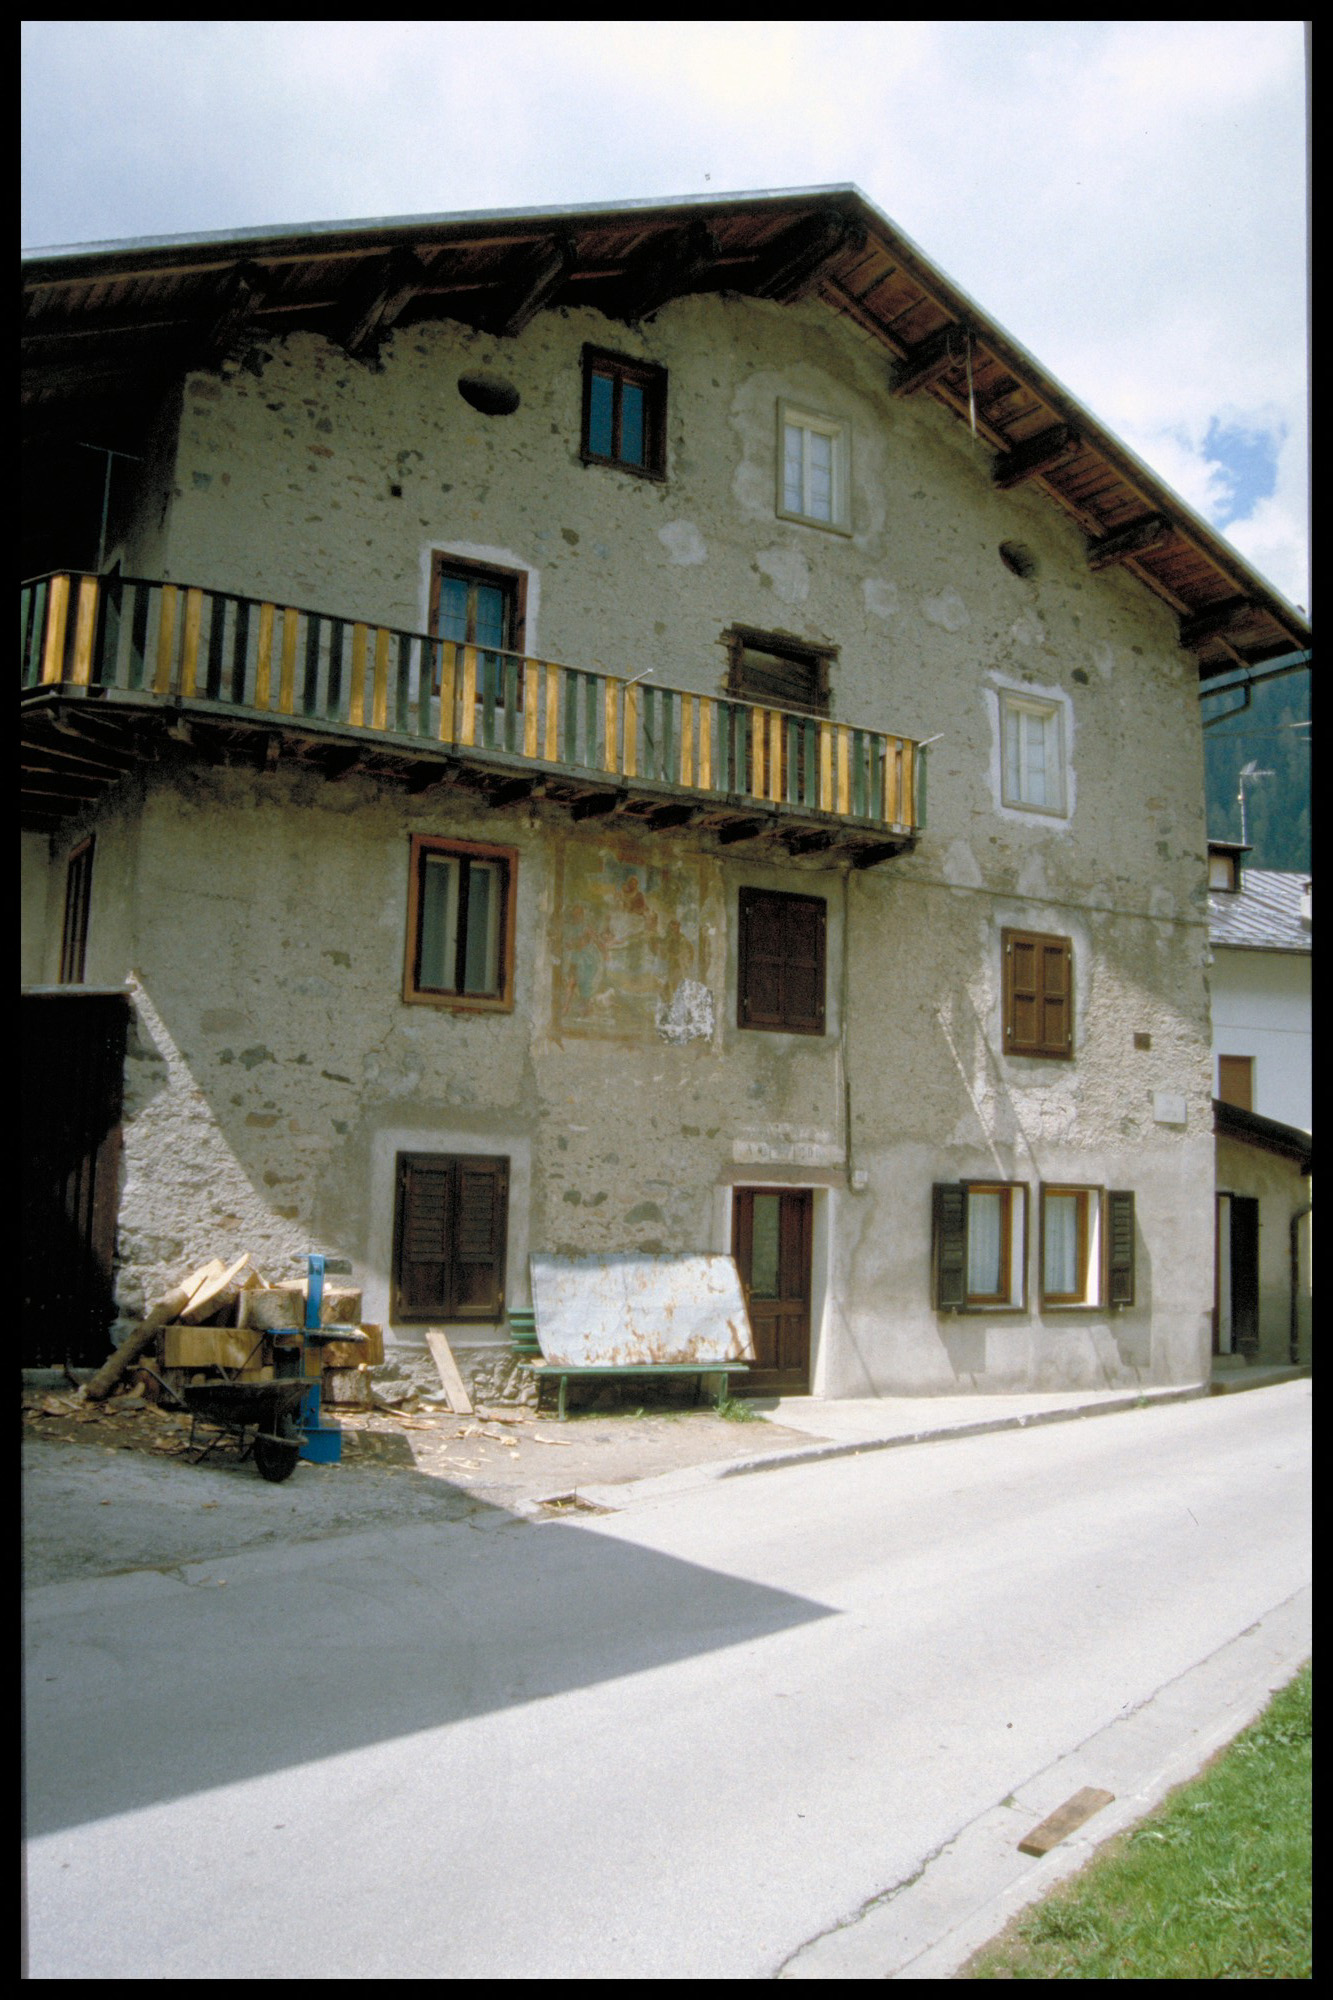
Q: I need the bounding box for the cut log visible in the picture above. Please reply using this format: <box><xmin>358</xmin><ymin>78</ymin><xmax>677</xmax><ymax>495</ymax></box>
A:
<box><xmin>178</xmin><ymin>1253</ymin><xmax>252</xmax><ymax>1323</ymax></box>
<box><xmin>80</xmin><ymin>1259</ymin><xmax>226</xmax><ymax>1401</ymax></box>
<box><xmin>425</xmin><ymin>1330</ymin><xmax>474</xmax><ymax>1415</ymax></box>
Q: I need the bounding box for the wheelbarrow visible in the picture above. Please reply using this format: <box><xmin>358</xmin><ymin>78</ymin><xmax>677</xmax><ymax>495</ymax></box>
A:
<box><xmin>179</xmin><ymin>1377</ymin><xmax>308</xmax><ymax>1482</ymax></box>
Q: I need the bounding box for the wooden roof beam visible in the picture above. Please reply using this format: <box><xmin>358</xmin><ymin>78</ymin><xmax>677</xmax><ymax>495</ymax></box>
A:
<box><xmin>485</xmin><ymin>235</ymin><xmax>574</xmax><ymax>337</ymax></box>
<box><xmin>1086</xmin><ymin>513</ymin><xmax>1173</xmax><ymax>571</ymax></box>
<box><xmin>752</xmin><ymin>212</ymin><xmax>864</xmax><ymax>304</ymax></box>
<box><xmin>616</xmin><ymin>220</ymin><xmax>718</xmax><ymax>324</ymax></box>
<box><xmin>199</xmin><ymin>263</ymin><xmax>267</xmax><ymax>367</ymax></box>
<box><xmin>992</xmin><ymin>423</ymin><xmax>1082</xmax><ymax>490</ymax></box>
<box><xmin>339</xmin><ymin>247</ymin><xmax>428</xmax><ymax>359</ymax></box>
<box><xmin>1177</xmin><ymin>595</ymin><xmax>1255</xmax><ymax>650</ymax></box>
<box><xmin>891</xmin><ymin>324</ymin><xmax>970</xmax><ymax>398</ymax></box>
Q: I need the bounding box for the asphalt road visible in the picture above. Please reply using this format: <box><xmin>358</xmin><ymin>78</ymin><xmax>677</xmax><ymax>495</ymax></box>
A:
<box><xmin>22</xmin><ymin>1384</ymin><xmax>1311</xmax><ymax>1980</ymax></box>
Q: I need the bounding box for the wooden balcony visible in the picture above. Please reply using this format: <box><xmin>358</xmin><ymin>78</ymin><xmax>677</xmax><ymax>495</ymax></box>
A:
<box><xmin>21</xmin><ymin>574</ymin><xmax>920</xmax><ymax>863</ymax></box>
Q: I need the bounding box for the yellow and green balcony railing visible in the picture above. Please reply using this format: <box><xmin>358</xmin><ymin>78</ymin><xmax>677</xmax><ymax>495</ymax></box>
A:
<box><xmin>22</xmin><ymin>572</ymin><xmax>920</xmax><ymax>834</ymax></box>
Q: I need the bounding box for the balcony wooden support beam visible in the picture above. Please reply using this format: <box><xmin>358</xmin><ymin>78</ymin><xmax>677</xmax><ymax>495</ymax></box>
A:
<box><xmin>782</xmin><ymin>828</ymin><xmax>839</xmax><ymax>856</ymax></box>
<box><xmin>482</xmin><ymin>774</ymin><xmax>540</xmax><ymax>806</ymax></box>
<box><xmin>200</xmin><ymin>263</ymin><xmax>267</xmax><ymax>367</ymax></box>
<box><xmin>993</xmin><ymin>424</ymin><xmax>1081</xmax><ymax>490</ymax></box>
<box><xmin>1177</xmin><ymin>595</ymin><xmax>1255</xmax><ymax>650</ymax></box>
<box><xmin>1086</xmin><ymin>512</ymin><xmax>1173</xmax><ymax>572</ymax></box>
<box><xmin>616</xmin><ymin>221</ymin><xmax>718</xmax><ymax>324</ymax></box>
<box><xmin>716</xmin><ymin>818</ymin><xmax>772</xmax><ymax>845</ymax></box>
<box><xmin>851</xmin><ymin>841</ymin><xmax>906</xmax><ymax>870</ymax></box>
<box><xmin>569</xmin><ymin>789</ymin><xmax>623</xmax><ymax>820</ymax></box>
<box><xmin>892</xmin><ymin>324</ymin><xmax>970</xmax><ymax>398</ymax></box>
<box><xmin>338</xmin><ymin>248</ymin><xmax>428</xmax><ymax>360</ymax></box>
<box><xmin>485</xmin><ymin>235</ymin><xmax>574</xmax><ymax>337</ymax></box>
<box><xmin>752</xmin><ymin>212</ymin><xmax>864</xmax><ymax>304</ymax></box>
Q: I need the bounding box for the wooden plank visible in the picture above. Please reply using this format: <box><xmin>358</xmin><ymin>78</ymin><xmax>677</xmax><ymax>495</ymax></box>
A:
<box><xmin>80</xmin><ymin>1257</ymin><xmax>227</xmax><ymax>1401</ymax></box>
<box><xmin>819</xmin><ymin>722</ymin><xmax>833</xmax><ymax>811</ymax></box>
<box><xmin>545</xmin><ymin>662</ymin><xmax>560</xmax><ymax>761</ymax></box>
<box><xmin>40</xmin><ymin>574</ymin><xmax>70</xmax><ymax>684</ymax></box>
<box><xmin>622</xmin><ymin>681</ymin><xmax>638</xmax><ymax>776</ymax></box>
<box><xmin>698</xmin><ymin>696</ymin><xmax>713</xmax><ymax>790</ymax></box>
<box><xmin>372</xmin><ymin>627</ymin><xmax>390</xmax><ymax>730</ymax></box>
<box><xmin>1018</xmin><ymin>1787</ymin><xmax>1115</xmax><ymax>1857</ymax></box>
<box><xmin>437</xmin><ymin>638</ymin><xmax>457</xmax><ymax>744</ymax></box>
<box><xmin>837</xmin><ymin>726</ymin><xmax>851</xmax><ymax>815</ymax></box>
<box><xmin>349</xmin><ymin>622</ymin><xmax>368</xmax><ymax>726</ymax></box>
<box><xmin>161</xmin><ymin>1324</ymin><xmax>265</xmax><ymax>1370</ymax></box>
<box><xmin>768</xmin><ymin>711</ymin><xmax>783</xmax><ymax>802</ymax></box>
<box><xmin>253</xmin><ymin>601</ymin><xmax>275</xmax><ymax>709</ymax></box>
<box><xmin>71</xmin><ymin>577</ymin><xmax>100</xmax><ymax>685</ymax></box>
<box><xmin>179</xmin><ymin>1252</ymin><xmax>252</xmax><ymax>1322</ymax></box>
<box><xmin>425</xmin><ymin>1329</ymin><xmax>474</xmax><ymax>1415</ymax></box>
<box><xmin>680</xmin><ymin>693</ymin><xmax>695</xmax><ymax>788</ymax></box>
<box><xmin>603</xmin><ymin>678</ymin><xmax>619</xmax><ymax>773</ymax></box>
<box><xmin>523</xmin><ymin>660</ymin><xmax>539</xmax><ymax>758</ymax></box>
<box><xmin>278</xmin><ymin>608</ymin><xmax>299</xmax><ymax>714</ymax></box>
<box><xmin>179</xmin><ymin>587</ymin><xmax>204</xmax><ymax>697</ymax></box>
<box><xmin>458</xmin><ymin>645</ymin><xmax>478</xmax><ymax>745</ymax></box>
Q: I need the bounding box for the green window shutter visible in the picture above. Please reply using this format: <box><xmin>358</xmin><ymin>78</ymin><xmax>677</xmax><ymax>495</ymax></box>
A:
<box><xmin>934</xmin><ymin>1183</ymin><xmax>968</xmax><ymax>1311</ymax></box>
<box><xmin>1105</xmin><ymin>1189</ymin><xmax>1135</xmax><ymax>1306</ymax></box>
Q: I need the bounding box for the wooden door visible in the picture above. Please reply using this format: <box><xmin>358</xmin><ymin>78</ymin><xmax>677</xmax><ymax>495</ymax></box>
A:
<box><xmin>22</xmin><ymin>990</ymin><xmax>128</xmax><ymax>1367</ymax></box>
<box><xmin>733</xmin><ymin>1187</ymin><xmax>813</xmax><ymax>1395</ymax></box>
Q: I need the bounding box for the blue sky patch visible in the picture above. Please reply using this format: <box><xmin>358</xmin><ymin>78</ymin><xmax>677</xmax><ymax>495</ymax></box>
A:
<box><xmin>1204</xmin><ymin>417</ymin><xmax>1282</xmax><ymax>526</ymax></box>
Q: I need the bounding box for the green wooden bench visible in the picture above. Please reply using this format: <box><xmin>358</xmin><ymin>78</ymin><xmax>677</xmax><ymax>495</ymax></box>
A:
<box><xmin>522</xmin><ymin>1359</ymin><xmax>751</xmax><ymax>1421</ymax></box>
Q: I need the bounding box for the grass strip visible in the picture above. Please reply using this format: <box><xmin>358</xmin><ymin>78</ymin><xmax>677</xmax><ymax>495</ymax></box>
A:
<box><xmin>966</xmin><ymin>1661</ymin><xmax>1311</xmax><ymax>1980</ymax></box>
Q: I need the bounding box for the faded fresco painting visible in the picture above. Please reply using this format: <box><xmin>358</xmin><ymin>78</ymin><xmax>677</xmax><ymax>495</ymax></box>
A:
<box><xmin>552</xmin><ymin>842</ymin><xmax>714</xmax><ymax>1040</ymax></box>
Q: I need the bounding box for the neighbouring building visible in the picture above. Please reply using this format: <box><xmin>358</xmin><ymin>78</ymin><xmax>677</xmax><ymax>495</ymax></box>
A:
<box><xmin>21</xmin><ymin>188</ymin><xmax>1313</xmax><ymax>1395</ymax></box>
<box><xmin>1206</xmin><ymin>840</ymin><xmax>1312</xmax><ymax>1369</ymax></box>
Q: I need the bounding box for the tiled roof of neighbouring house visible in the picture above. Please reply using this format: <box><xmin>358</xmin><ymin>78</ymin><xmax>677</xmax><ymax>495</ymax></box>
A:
<box><xmin>1209</xmin><ymin>870</ymin><xmax>1311</xmax><ymax>951</ymax></box>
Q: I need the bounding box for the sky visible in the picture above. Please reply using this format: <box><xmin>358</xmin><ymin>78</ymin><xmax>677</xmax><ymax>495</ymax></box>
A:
<box><xmin>20</xmin><ymin>20</ymin><xmax>1310</xmax><ymax>612</ymax></box>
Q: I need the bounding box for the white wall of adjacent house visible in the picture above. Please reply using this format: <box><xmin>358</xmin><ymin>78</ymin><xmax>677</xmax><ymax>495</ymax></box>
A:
<box><xmin>1211</xmin><ymin>946</ymin><xmax>1312</xmax><ymax>1133</ymax></box>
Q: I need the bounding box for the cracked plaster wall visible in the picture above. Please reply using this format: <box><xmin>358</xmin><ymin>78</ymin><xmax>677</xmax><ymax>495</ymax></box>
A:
<box><xmin>23</xmin><ymin>287</ymin><xmax>1216</xmax><ymax>1388</ymax></box>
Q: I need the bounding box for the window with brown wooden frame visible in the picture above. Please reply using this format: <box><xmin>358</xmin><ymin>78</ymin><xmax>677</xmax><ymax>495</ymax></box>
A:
<box><xmin>59</xmin><ymin>837</ymin><xmax>94</xmax><ymax>985</ymax></box>
<box><xmin>737</xmin><ymin>886</ymin><xmax>827</xmax><ymax>1035</ymax></box>
<box><xmin>429</xmin><ymin>555</ymin><xmax>526</xmax><ymax>706</ymax></box>
<box><xmin>393</xmin><ymin>1151</ymin><xmax>509</xmax><ymax>1322</ymax></box>
<box><xmin>1002</xmin><ymin>928</ymin><xmax>1073</xmax><ymax>1059</ymax></box>
<box><xmin>932</xmin><ymin>1180</ymin><xmax>1029</xmax><ymax>1311</ymax></box>
<box><xmin>1038</xmin><ymin>1184</ymin><xmax>1136</xmax><ymax>1308</ymax></box>
<box><xmin>581</xmin><ymin>346</ymin><xmax>667</xmax><ymax>478</ymax></box>
<box><xmin>404</xmin><ymin>836</ymin><xmax>517</xmax><ymax>1011</ymax></box>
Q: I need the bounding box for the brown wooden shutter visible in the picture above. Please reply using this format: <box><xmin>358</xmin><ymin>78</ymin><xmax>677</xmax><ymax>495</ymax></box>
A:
<box><xmin>1105</xmin><ymin>1189</ymin><xmax>1135</xmax><ymax>1306</ymax></box>
<box><xmin>396</xmin><ymin>1155</ymin><xmax>452</xmax><ymax>1319</ymax></box>
<box><xmin>452</xmin><ymin>1158</ymin><xmax>509</xmax><ymax>1319</ymax></box>
<box><xmin>739</xmin><ymin>888</ymin><xmax>826</xmax><ymax>1033</ymax></box>
<box><xmin>1003</xmin><ymin>930</ymin><xmax>1072</xmax><ymax>1057</ymax></box>
<box><xmin>933</xmin><ymin>1183</ymin><xmax>968</xmax><ymax>1311</ymax></box>
<box><xmin>394</xmin><ymin>1153</ymin><xmax>509</xmax><ymax>1321</ymax></box>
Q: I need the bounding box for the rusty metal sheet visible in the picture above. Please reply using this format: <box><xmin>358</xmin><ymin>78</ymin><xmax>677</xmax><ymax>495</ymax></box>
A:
<box><xmin>529</xmin><ymin>1254</ymin><xmax>755</xmax><ymax>1367</ymax></box>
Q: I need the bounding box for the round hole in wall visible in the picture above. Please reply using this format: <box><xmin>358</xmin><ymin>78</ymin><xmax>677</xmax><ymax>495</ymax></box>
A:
<box><xmin>999</xmin><ymin>540</ymin><xmax>1038</xmax><ymax>578</ymax></box>
<box><xmin>457</xmin><ymin>374</ymin><xmax>521</xmax><ymax>416</ymax></box>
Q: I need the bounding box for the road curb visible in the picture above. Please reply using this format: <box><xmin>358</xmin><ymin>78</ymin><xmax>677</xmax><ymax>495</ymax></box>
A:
<box><xmin>573</xmin><ymin>1383</ymin><xmax>1210</xmax><ymax>1513</ymax></box>
<box><xmin>776</xmin><ymin>1586</ymin><xmax>1312</xmax><ymax>1980</ymax></box>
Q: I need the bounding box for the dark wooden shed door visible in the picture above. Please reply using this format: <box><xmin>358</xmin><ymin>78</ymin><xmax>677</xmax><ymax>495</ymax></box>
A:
<box><xmin>22</xmin><ymin>990</ymin><xmax>129</xmax><ymax>1367</ymax></box>
<box><xmin>394</xmin><ymin>1153</ymin><xmax>508</xmax><ymax>1322</ymax></box>
<box><xmin>733</xmin><ymin>1187</ymin><xmax>813</xmax><ymax>1395</ymax></box>
<box><xmin>1229</xmin><ymin>1195</ymin><xmax>1260</xmax><ymax>1356</ymax></box>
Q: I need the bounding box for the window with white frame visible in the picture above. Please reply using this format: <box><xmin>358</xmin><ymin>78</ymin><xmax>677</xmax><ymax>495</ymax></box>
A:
<box><xmin>1000</xmin><ymin>691</ymin><xmax>1066</xmax><ymax>813</ymax></box>
<box><xmin>777</xmin><ymin>404</ymin><xmax>850</xmax><ymax>533</ymax></box>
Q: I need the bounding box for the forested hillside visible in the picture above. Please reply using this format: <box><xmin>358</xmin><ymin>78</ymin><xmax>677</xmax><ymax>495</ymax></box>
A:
<box><xmin>1202</xmin><ymin>660</ymin><xmax>1311</xmax><ymax>872</ymax></box>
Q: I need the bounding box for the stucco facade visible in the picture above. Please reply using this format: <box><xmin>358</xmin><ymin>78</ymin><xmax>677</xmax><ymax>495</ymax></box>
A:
<box><xmin>23</xmin><ymin>204</ymin><xmax>1226</xmax><ymax>1394</ymax></box>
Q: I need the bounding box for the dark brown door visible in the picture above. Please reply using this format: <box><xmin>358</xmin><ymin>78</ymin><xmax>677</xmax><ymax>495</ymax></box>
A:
<box><xmin>22</xmin><ymin>990</ymin><xmax>128</xmax><ymax>1367</ymax></box>
<box><xmin>733</xmin><ymin>1187</ymin><xmax>813</xmax><ymax>1395</ymax></box>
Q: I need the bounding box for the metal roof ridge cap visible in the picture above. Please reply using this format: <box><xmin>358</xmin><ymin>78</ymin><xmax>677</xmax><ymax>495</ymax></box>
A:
<box><xmin>21</xmin><ymin>184</ymin><xmax>865</xmax><ymax>262</ymax></box>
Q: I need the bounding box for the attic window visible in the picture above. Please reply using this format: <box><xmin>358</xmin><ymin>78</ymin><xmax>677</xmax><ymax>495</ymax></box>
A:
<box><xmin>1208</xmin><ymin>851</ymin><xmax>1239</xmax><ymax>892</ymax></box>
<box><xmin>458</xmin><ymin>374</ymin><xmax>521</xmax><ymax>416</ymax></box>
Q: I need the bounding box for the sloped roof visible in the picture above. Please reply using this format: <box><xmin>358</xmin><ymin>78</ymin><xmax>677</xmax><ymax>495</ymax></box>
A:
<box><xmin>1209</xmin><ymin>870</ymin><xmax>1311</xmax><ymax>951</ymax></box>
<box><xmin>1214</xmin><ymin>1098</ymin><xmax>1312</xmax><ymax>1169</ymax></box>
<box><xmin>22</xmin><ymin>185</ymin><xmax>1310</xmax><ymax>674</ymax></box>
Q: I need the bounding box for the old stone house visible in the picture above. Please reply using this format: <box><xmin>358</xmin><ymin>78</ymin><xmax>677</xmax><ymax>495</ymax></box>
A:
<box><xmin>21</xmin><ymin>188</ymin><xmax>1312</xmax><ymax>1396</ymax></box>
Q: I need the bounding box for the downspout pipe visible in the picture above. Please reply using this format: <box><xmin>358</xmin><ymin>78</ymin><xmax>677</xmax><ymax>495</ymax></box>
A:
<box><xmin>1290</xmin><ymin>1202</ymin><xmax>1312</xmax><ymax>1365</ymax></box>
